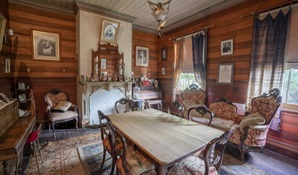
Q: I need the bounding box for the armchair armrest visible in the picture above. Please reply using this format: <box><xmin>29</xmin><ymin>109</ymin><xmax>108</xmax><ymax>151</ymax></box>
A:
<box><xmin>248</xmin><ymin>124</ymin><xmax>268</xmax><ymax>130</ymax></box>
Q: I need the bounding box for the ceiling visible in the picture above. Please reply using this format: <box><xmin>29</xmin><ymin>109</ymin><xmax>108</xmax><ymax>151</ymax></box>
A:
<box><xmin>10</xmin><ymin>0</ymin><xmax>246</xmax><ymax>33</ymax></box>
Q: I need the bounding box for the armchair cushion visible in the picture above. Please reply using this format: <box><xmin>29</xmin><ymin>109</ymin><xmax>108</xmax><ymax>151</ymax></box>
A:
<box><xmin>50</xmin><ymin>110</ymin><xmax>78</xmax><ymax>122</ymax></box>
<box><xmin>239</xmin><ymin>112</ymin><xmax>266</xmax><ymax>133</ymax></box>
<box><xmin>53</xmin><ymin>100</ymin><xmax>72</xmax><ymax>112</ymax></box>
<box><xmin>168</xmin><ymin>156</ymin><xmax>218</xmax><ymax>175</ymax></box>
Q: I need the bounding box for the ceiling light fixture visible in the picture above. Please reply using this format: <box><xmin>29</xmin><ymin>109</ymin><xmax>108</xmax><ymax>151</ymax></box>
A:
<box><xmin>147</xmin><ymin>0</ymin><xmax>172</xmax><ymax>39</ymax></box>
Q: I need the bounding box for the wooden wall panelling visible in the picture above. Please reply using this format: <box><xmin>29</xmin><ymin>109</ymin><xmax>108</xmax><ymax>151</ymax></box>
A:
<box><xmin>266</xmin><ymin>110</ymin><xmax>298</xmax><ymax>160</ymax></box>
<box><xmin>0</xmin><ymin>0</ymin><xmax>13</xmax><ymax>97</ymax></box>
<box><xmin>8</xmin><ymin>2</ymin><xmax>77</xmax><ymax>121</ymax></box>
<box><xmin>132</xmin><ymin>29</ymin><xmax>158</xmax><ymax>79</ymax></box>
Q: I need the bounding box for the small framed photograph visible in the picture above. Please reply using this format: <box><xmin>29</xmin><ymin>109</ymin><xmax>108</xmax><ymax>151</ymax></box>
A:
<box><xmin>136</xmin><ymin>46</ymin><xmax>149</xmax><ymax>67</ymax></box>
<box><xmin>32</xmin><ymin>30</ymin><xmax>60</xmax><ymax>61</ymax></box>
<box><xmin>100</xmin><ymin>19</ymin><xmax>120</xmax><ymax>44</ymax></box>
<box><xmin>221</xmin><ymin>39</ymin><xmax>233</xmax><ymax>56</ymax></box>
<box><xmin>161</xmin><ymin>47</ymin><xmax>167</xmax><ymax>61</ymax></box>
<box><xmin>5</xmin><ymin>59</ymin><xmax>10</xmax><ymax>73</ymax></box>
<box><xmin>217</xmin><ymin>63</ymin><xmax>234</xmax><ymax>85</ymax></box>
<box><xmin>101</xmin><ymin>58</ymin><xmax>106</xmax><ymax>69</ymax></box>
<box><xmin>162</xmin><ymin>66</ymin><xmax>166</xmax><ymax>75</ymax></box>
<box><xmin>0</xmin><ymin>13</ymin><xmax>7</xmax><ymax>51</ymax></box>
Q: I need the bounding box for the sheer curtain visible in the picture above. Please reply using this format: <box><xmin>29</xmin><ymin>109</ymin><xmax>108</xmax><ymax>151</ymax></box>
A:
<box><xmin>247</xmin><ymin>10</ymin><xmax>291</xmax><ymax>107</ymax></box>
<box><xmin>172</xmin><ymin>38</ymin><xmax>184</xmax><ymax>101</ymax></box>
<box><xmin>192</xmin><ymin>30</ymin><xmax>208</xmax><ymax>91</ymax></box>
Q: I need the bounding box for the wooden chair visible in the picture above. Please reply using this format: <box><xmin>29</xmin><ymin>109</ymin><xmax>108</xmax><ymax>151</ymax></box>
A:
<box><xmin>102</xmin><ymin>113</ymin><xmax>155</xmax><ymax>175</ymax></box>
<box><xmin>168</xmin><ymin>130</ymin><xmax>232</xmax><ymax>175</ymax></box>
<box><xmin>115</xmin><ymin>98</ymin><xmax>134</xmax><ymax>113</ymax></box>
<box><xmin>167</xmin><ymin>100</ymin><xmax>184</xmax><ymax>118</ymax></box>
<box><xmin>26</xmin><ymin>123</ymin><xmax>44</xmax><ymax>174</ymax></box>
<box><xmin>187</xmin><ymin>105</ymin><xmax>214</xmax><ymax>126</ymax></box>
<box><xmin>98</xmin><ymin>110</ymin><xmax>121</xmax><ymax>175</ymax></box>
<box><xmin>44</xmin><ymin>89</ymin><xmax>79</xmax><ymax>137</ymax></box>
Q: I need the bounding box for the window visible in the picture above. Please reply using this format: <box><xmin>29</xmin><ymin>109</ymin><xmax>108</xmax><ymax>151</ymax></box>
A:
<box><xmin>282</xmin><ymin>69</ymin><xmax>298</xmax><ymax>109</ymax></box>
<box><xmin>176</xmin><ymin>73</ymin><xmax>198</xmax><ymax>93</ymax></box>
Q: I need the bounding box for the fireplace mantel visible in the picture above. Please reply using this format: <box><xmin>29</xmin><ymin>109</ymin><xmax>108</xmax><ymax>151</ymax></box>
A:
<box><xmin>79</xmin><ymin>81</ymin><xmax>132</xmax><ymax>126</ymax></box>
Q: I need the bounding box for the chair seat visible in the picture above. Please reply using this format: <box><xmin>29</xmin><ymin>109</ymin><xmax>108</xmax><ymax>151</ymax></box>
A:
<box><xmin>168</xmin><ymin>156</ymin><xmax>218</xmax><ymax>175</ymax></box>
<box><xmin>103</xmin><ymin>137</ymin><xmax>123</xmax><ymax>154</ymax></box>
<box><xmin>116</xmin><ymin>146</ymin><xmax>155</xmax><ymax>175</ymax></box>
<box><xmin>50</xmin><ymin>110</ymin><xmax>78</xmax><ymax>122</ymax></box>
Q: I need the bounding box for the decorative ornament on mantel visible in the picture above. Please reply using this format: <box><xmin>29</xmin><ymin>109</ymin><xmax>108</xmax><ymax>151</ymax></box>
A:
<box><xmin>147</xmin><ymin>0</ymin><xmax>172</xmax><ymax>39</ymax></box>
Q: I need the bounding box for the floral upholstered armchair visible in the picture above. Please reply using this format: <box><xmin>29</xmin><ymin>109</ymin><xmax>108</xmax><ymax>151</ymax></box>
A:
<box><xmin>179</xmin><ymin>84</ymin><xmax>207</xmax><ymax>119</ymax></box>
<box><xmin>44</xmin><ymin>89</ymin><xmax>79</xmax><ymax>137</ymax></box>
<box><xmin>228</xmin><ymin>88</ymin><xmax>281</xmax><ymax>160</ymax></box>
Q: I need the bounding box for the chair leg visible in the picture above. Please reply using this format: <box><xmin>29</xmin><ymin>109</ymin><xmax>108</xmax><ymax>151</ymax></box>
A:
<box><xmin>37</xmin><ymin>139</ymin><xmax>44</xmax><ymax>163</ymax></box>
<box><xmin>75</xmin><ymin>118</ymin><xmax>78</xmax><ymax>130</ymax></box>
<box><xmin>33</xmin><ymin>142</ymin><xmax>42</xmax><ymax>174</ymax></box>
<box><xmin>100</xmin><ymin>149</ymin><xmax>106</xmax><ymax>170</ymax></box>
<box><xmin>52</xmin><ymin>123</ymin><xmax>56</xmax><ymax>138</ymax></box>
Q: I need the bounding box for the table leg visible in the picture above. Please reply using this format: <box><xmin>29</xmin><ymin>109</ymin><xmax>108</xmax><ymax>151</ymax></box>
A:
<box><xmin>156</xmin><ymin>165</ymin><xmax>167</xmax><ymax>175</ymax></box>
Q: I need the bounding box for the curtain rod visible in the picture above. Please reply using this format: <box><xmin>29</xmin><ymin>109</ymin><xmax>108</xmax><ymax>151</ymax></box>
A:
<box><xmin>168</xmin><ymin>25</ymin><xmax>214</xmax><ymax>41</ymax></box>
<box><xmin>240</xmin><ymin>0</ymin><xmax>298</xmax><ymax>19</ymax></box>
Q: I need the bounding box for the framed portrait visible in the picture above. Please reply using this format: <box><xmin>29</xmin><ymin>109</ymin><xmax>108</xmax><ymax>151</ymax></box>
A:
<box><xmin>32</xmin><ymin>30</ymin><xmax>60</xmax><ymax>61</ymax></box>
<box><xmin>217</xmin><ymin>63</ymin><xmax>234</xmax><ymax>85</ymax></box>
<box><xmin>101</xmin><ymin>58</ymin><xmax>106</xmax><ymax>69</ymax></box>
<box><xmin>100</xmin><ymin>19</ymin><xmax>120</xmax><ymax>44</ymax></box>
<box><xmin>161</xmin><ymin>47</ymin><xmax>167</xmax><ymax>61</ymax></box>
<box><xmin>0</xmin><ymin>13</ymin><xmax>7</xmax><ymax>51</ymax></box>
<box><xmin>135</xmin><ymin>46</ymin><xmax>149</xmax><ymax>67</ymax></box>
<box><xmin>221</xmin><ymin>39</ymin><xmax>233</xmax><ymax>56</ymax></box>
<box><xmin>5</xmin><ymin>59</ymin><xmax>10</xmax><ymax>73</ymax></box>
<box><xmin>162</xmin><ymin>66</ymin><xmax>166</xmax><ymax>75</ymax></box>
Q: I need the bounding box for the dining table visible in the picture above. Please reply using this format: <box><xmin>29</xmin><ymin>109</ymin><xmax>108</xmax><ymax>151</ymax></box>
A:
<box><xmin>108</xmin><ymin>108</ymin><xmax>224</xmax><ymax>175</ymax></box>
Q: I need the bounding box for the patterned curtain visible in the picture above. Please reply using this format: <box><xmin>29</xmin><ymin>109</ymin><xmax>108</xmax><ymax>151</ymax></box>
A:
<box><xmin>247</xmin><ymin>10</ymin><xmax>291</xmax><ymax>107</ymax></box>
<box><xmin>192</xmin><ymin>30</ymin><xmax>208</xmax><ymax>91</ymax></box>
<box><xmin>172</xmin><ymin>38</ymin><xmax>184</xmax><ymax>101</ymax></box>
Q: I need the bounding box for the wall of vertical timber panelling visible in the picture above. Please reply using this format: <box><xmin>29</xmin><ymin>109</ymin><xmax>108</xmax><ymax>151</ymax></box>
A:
<box><xmin>156</xmin><ymin>0</ymin><xmax>298</xmax><ymax>159</ymax></box>
<box><xmin>0</xmin><ymin>0</ymin><xmax>14</xmax><ymax>97</ymax></box>
<box><xmin>132</xmin><ymin>29</ymin><xmax>158</xmax><ymax>79</ymax></box>
<box><xmin>8</xmin><ymin>2</ymin><xmax>77</xmax><ymax>122</ymax></box>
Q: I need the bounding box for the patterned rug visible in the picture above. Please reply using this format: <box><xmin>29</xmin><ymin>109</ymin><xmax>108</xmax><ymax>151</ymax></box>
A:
<box><xmin>24</xmin><ymin>132</ymin><xmax>270</xmax><ymax>175</ymax></box>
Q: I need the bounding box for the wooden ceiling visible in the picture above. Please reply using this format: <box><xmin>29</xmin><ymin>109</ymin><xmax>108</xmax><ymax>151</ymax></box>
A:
<box><xmin>9</xmin><ymin>0</ymin><xmax>246</xmax><ymax>33</ymax></box>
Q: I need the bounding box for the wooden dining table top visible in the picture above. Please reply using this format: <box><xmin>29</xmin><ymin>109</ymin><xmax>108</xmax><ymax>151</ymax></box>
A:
<box><xmin>108</xmin><ymin>108</ymin><xmax>224</xmax><ymax>174</ymax></box>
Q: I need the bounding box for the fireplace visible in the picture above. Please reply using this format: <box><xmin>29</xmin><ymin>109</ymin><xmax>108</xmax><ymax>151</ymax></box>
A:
<box><xmin>79</xmin><ymin>81</ymin><xmax>132</xmax><ymax>126</ymax></box>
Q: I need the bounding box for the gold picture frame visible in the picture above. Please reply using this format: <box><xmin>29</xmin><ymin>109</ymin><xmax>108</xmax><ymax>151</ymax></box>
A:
<box><xmin>100</xmin><ymin>19</ymin><xmax>120</xmax><ymax>44</ymax></box>
<box><xmin>32</xmin><ymin>30</ymin><xmax>60</xmax><ymax>61</ymax></box>
<box><xmin>0</xmin><ymin>13</ymin><xmax>7</xmax><ymax>51</ymax></box>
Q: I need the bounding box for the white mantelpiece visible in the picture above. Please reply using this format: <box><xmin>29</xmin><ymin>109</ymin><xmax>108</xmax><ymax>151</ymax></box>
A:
<box><xmin>79</xmin><ymin>81</ymin><xmax>132</xmax><ymax>126</ymax></box>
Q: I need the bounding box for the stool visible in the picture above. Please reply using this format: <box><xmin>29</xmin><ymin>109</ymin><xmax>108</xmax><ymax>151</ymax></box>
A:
<box><xmin>26</xmin><ymin>123</ymin><xmax>44</xmax><ymax>174</ymax></box>
<box><xmin>145</xmin><ymin>100</ymin><xmax>162</xmax><ymax>110</ymax></box>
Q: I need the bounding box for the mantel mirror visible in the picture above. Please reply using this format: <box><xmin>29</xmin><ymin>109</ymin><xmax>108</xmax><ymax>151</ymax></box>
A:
<box><xmin>92</xmin><ymin>43</ymin><xmax>125</xmax><ymax>81</ymax></box>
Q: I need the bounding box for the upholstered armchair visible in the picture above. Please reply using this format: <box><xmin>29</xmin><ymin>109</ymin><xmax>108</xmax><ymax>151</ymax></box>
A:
<box><xmin>229</xmin><ymin>88</ymin><xmax>281</xmax><ymax>160</ymax></box>
<box><xmin>44</xmin><ymin>89</ymin><xmax>79</xmax><ymax>137</ymax></box>
<box><xmin>179</xmin><ymin>84</ymin><xmax>207</xmax><ymax>118</ymax></box>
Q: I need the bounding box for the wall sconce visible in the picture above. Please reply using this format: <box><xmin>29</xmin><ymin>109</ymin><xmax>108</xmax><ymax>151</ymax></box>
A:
<box><xmin>62</xmin><ymin>68</ymin><xmax>66</xmax><ymax>73</ymax></box>
<box><xmin>26</xmin><ymin>67</ymin><xmax>31</xmax><ymax>72</ymax></box>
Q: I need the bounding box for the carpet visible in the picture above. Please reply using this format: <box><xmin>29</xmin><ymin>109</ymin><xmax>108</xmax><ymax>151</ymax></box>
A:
<box><xmin>24</xmin><ymin>132</ymin><xmax>270</xmax><ymax>175</ymax></box>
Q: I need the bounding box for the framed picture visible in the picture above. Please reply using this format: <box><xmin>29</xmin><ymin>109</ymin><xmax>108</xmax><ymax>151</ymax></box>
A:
<box><xmin>101</xmin><ymin>58</ymin><xmax>106</xmax><ymax>69</ymax></box>
<box><xmin>5</xmin><ymin>59</ymin><xmax>10</xmax><ymax>73</ymax></box>
<box><xmin>161</xmin><ymin>47</ymin><xmax>167</xmax><ymax>61</ymax></box>
<box><xmin>32</xmin><ymin>30</ymin><xmax>60</xmax><ymax>61</ymax></box>
<box><xmin>100</xmin><ymin>19</ymin><xmax>120</xmax><ymax>44</ymax></box>
<box><xmin>217</xmin><ymin>63</ymin><xmax>234</xmax><ymax>85</ymax></box>
<box><xmin>0</xmin><ymin>13</ymin><xmax>7</xmax><ymax>51</ymax></box>
<box><xmin>221</xmin><ymin>39</ymin><xmax>233</xmax><ymax>56</ymax></box>
<box><xmin>162</xmin><ymin>66</ymin><xmax>166</xmax><ymax>75</ymax></box>
<box><xmin>136</xmin><ymin>46</ymin><xmax>149</xmax><ymax>67</ymax></box>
